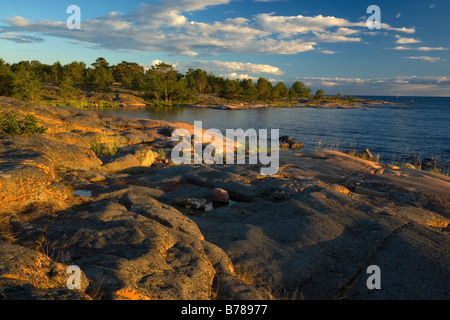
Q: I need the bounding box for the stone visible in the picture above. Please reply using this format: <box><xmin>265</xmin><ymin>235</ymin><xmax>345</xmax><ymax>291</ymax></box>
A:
<box><xmin>101</xmin><ymin>154</ymin><xmax>141</xmax><ymax>173</ymax></box>
<box><xmin>0</xmin><ymin>241</ymin><xmax>90</xmax><ymax>300</ymax></box>
<box><xmin>212</xmin><ymin>188</ymin><xmax>230</xmax><ymax>204</ymax></box>
<box><xmin>119</xmin><ymin>145</ymin><xmax>155</xmax><ymax>167</ymax></box>
<box><xmin>403</xmin><ymin>163</ymin><xmax>416</xmax><ymax>170</ymax></box>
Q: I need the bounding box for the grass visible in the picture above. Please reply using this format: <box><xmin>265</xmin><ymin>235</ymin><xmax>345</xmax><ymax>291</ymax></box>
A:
<box><xmin>90</xmin><ymin>134</ymin><xmax>120</xmax><ymax>157</ymax></box>
<box><xmin>158</xmin><ymin>148</ymin><xmax>166</xmax><ymax>159</ymax></box>
<box><xmin>0</xmin><ymin>222</ymin><xmax>17</xmax><ymax>244</ymax></box>
<box><xmin>270</xmin><ymin>102</ymin><xmax>294</xmax><ymax>108</ymax></box>
<box><xmin>48</xmin><ymin>100</ymin><xmax>121</xmax><ymax>109</ymax></box>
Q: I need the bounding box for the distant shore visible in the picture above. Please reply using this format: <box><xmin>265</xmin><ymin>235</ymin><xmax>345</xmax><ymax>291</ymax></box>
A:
<box><xmin>186</xmin><ymin>96</ymin><xmax>397</xmax><ymax>110</ymax></box>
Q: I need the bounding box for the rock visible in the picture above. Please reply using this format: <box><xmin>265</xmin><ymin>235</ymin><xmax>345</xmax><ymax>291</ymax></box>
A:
<box><xmin>119</xmin><ymin>145</ymin><xmax>155</xmax><ymax>167</ymax></box>
<box><xmin>101</xmin><ymin>154</ymin><xmax>141</xmax><ymax>173</ymax></box>
<box><xmin>173</xmin><ymin>198</ymin><xmax>210</xmax><ymax>213</ymax></box>
<box><xmin>291</xmin><ymin>142</ymin><xmax>303</xmax><ymax>149</ymax></box>
<box><xmin>279</xmin><ymin>136</ymin><xmax>293</xmax><ymax>144</ymax></box>
<box><xmin>403</xmin><ymin>163</ymin><xmax>416</xmax><ymax>170</ymax></box>
<box><xmin>354</xmin><ymin>186</ymin><xmax>386</xmax><ymax>198</ymax></box>
<box><xmin>386</xmin><ymin>164</ymin><xmax>400</xmax><ymax>170</ymax></box>
<box><xmin>365</xmin><ymin>148</ymin><xmax>374</xmax><ymax>160</ymax></box>
<box><xmin>0</xmin><ymin>135</ymin><xmax>103</xmax><ymax>210</ymax></box>
<box><xmin>0</xmin><ymin>241</ymin><xmax>90</xmax><ymax>300</ymax></box>
<box><xmin>212</xmin><ymin>188</ymin><xmax>230</xmax><ymax>204</ymax></box>
<box><xmin>280</xmin><ymin>143</ymin><xmax>291</xmax><ymax>150</ymax></box>
<box><xmin>43</xmin><ymin>200</ymin><xmax>215</xmax><ymax>300</ymax></box>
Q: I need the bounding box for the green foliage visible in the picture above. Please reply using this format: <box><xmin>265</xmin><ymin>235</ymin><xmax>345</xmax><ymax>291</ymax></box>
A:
<box><xmin>1</xmin><ymin>57</ymin><xmax>321</xmax><ymax>107</ymax></box>
<box><xmin>256</xmin><ymin>77</ymin><xmax>273</xmax><ymax>101</ymax></box>
<box><xmin>11</xmin><ymin>65</ymin><xmax>42</xmax><ymax>102</ymax></box>
<box><xmin>0</xmin><ymin>112</ymin><xmax>47</xmax><ymax>136</ymax></box>
<box><xmin>0</xmin><ymin>59</ymin><xmax>14</xmax><ymax>96</ymax></box>
<box><xmin>58</xmin><ymin>75</ymin><xmax>79</xmax><ymax>101</ymax></box>
<box><xmin>49</xmin><ymin>100</ymin><xmax>120</xmax><ymax>109</ymax></box>
<box><xmin>158</xmin><ymin>148</ymin><xmax>166</xmax><ymax>159</ymax></box>
<box><xmin>289</xmin><ymin>81</ymin><xmax>311</xmax><ymax>99</ymax></box>
<box><xmin>186</xmin><ymin>68</ymin><xmax>208</xmax><ymax>93</ymax></box>
<box><xmin>90</xmin><ymin>135</ymin><xmax>120</xmax><ymax>157</ymax></box>
<box><xmin>113</xmin><ymin>61</ymin><xmax>145</xmax><ymax>90</ymax></box>
<box><xmin>314</xmin><ymin>89</ymin><xmax>325</xmax><ymax>101</ymax></box>
<box><xmin>272</xmin><ymin>82</ymin><xmax>289</xmax><ymax>101</ymax></box>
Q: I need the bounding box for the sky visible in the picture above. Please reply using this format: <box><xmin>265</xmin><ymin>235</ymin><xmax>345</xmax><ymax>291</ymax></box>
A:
<box><xmin>1</xmin><ymin>0</ymin><xmax>449</xmax><ymax>96</ymax></box>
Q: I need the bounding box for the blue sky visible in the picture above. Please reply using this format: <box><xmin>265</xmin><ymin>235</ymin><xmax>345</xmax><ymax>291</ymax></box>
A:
<box><xmin>1</xmin><ymin>0</ymin><xmax>449</xmax><ymax>96</ymax></box>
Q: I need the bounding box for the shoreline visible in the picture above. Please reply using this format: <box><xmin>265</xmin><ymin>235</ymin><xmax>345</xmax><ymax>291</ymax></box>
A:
<box><xmin>0</xmin><ymin>96</ymin><xmax>449</xmax><ymax>300</ymax></box>
<box><xmin>169</xmin><ymin>97</ymin><xmax>399</xmax><ymax>110</ymax></box>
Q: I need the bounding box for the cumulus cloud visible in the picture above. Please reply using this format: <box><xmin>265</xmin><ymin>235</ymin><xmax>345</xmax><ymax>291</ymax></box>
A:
<box><xmin>0</xmin><ymin>0</ymin><xmax>418</xmax><ymax>57</ymax></box>
<box><xmin>169</xmin><ymin>60</ymin><xmax>285</xmax><ymax>77</ymax></box>
<box><xmin>395</xmin><ymin>35</ymin><xmax>421</xmax><ymax>44</ymax></box>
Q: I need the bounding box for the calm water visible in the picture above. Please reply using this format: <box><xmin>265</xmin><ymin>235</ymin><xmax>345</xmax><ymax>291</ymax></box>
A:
<box><xmin>100</xmin><ymin>96</ymin><xmax>450</xmax><ymax>169</ymax></box>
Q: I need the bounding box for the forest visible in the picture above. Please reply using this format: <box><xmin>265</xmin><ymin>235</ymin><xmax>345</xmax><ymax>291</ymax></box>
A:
<box><xmin>0</xmin><ymin>57</ymin><xmax>327</xmax><ymax>106</ymax></box>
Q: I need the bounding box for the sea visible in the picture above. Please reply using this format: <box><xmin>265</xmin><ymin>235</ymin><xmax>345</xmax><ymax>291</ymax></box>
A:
<box><xmin>99</xmin><ymin>96</ymin><xmax>450</xmax><ymax>172</ymax></box>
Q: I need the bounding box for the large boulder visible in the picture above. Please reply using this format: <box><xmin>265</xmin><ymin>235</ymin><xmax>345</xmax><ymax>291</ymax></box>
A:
<box><xmin>0</xmin><ymin>135</ymin><xmax>103</xmax><ymax>211</ymax></box>
<box><xmin>0</xmin><ymin>241</ymin><xmax>90</xmax><ymax>300</ymax></box>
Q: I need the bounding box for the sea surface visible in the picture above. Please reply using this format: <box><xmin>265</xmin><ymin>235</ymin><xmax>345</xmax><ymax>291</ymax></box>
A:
<box><xmin>100</xmin><ymin>96</ymin><xmax>450</xmax><ymax>171</ymax></box>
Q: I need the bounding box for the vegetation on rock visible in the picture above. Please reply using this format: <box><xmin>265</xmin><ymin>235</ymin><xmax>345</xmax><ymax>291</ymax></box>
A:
<box><xmin>0</xmin><ymin>111</ymin><xmax>47</xmax><ymax>136</ymax></box>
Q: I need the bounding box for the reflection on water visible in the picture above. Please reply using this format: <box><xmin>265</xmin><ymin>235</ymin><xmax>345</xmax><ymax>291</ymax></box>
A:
<box><xmin>99</xmin><ymin>96</ymin><xmax>450</xmax><ymax>169</ymax></box>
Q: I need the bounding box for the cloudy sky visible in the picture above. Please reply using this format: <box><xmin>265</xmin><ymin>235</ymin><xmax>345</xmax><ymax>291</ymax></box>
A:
<box><xmin>1</xmin><ymin>0</ymin><xmax>449</xmax><ymax>96</ymax></box>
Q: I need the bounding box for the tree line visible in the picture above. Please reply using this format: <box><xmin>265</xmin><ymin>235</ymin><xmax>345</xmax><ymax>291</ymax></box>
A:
<box><xmin>0</xmin><ymin>57</ymin><xmax>326</xmax><ymax>104</ymax></box>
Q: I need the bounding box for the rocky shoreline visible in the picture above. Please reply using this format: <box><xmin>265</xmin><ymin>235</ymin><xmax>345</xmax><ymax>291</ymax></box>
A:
<box><xmin>0</xmin><ymin>96</ymin><xmax>449</xmax><ymax>300</ymax></box>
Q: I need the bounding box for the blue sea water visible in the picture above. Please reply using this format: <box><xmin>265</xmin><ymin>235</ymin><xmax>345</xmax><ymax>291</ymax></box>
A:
<box><xmin>100</xmin><ymin>96</ymin><xmax>450</xmax><ymax>170</ymax></box>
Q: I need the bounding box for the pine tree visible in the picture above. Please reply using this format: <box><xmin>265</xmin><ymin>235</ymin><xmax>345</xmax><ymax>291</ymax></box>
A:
<box><xmin>11</xmin><ymin>65</ymin><xmax>42</xmax><ymax>102</ymax></box>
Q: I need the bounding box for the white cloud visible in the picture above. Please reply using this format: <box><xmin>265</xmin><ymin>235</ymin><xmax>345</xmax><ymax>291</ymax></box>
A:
<box><xmin>175</xmin><ymin>60</ymin><xmax>285</xmax><ymax>76</ymax></box>
<box><xmin>395</xmin><ymin>35</ymin><xmax>421</xmax><ymax>44</ymax></box>
<box><xmin>406</xmin><ymin>56</ymin><xmax>446</xmax><ymax>63</ymax></box>
<box><xmin>320</xmin><ymin>50</ymin><xmax>335</xmax><ymax>55</ymax></box>
<box><xmin>4</xmin><ymin>16</ymin><xmax>30</xmax><ymax>27</ymax></box>
<box><xmin>393</xmin><ymin>46</ymin><xmax>448</xmax><ymax>51</ymax></box>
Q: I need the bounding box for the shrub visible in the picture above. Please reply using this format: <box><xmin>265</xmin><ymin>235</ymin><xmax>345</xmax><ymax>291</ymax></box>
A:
<box><xmin>0</xmin><ymin>112</ymin><xmax>47</xmax><ymax>136</ymax></box>
<box><xmin>90</xmin><ymin>134</ymin><xmax>120</xmax><ymax>157</ymax></box>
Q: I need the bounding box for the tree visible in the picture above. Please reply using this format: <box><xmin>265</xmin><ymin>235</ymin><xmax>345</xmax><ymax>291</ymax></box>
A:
<box><xmin>272</xmin><ymin>82</ymin><xmax>289</xmax><ymax>101</ymax></box>
<box><xmin>240</xmin><ymin>79</ymin><xmax>258</xmax><ymax>102</ymax></box>
<box><xmin>186</xmin><ymin>68</ymin><xmax>208</xmax><ymax>94</ymax></box>
<box><xmin>289</xmin><ymin>81</ymin><xmax>311</xmax><ymax>99</ymax></box>
<box><xmin>50</xmin><ymin>61</ymin><xmax>63</xmax><ymax>84</ymax></box>
<box><xmin>256</xmin><ymin>78</ymin><xmax>272</xmax><ymax>102</ymax></box>
<box><xmin>11</xmin><ymin>65</ymin><xmax>42</xmax><ymax>102</ymax></box>
<box><xmin>220</xmin><ymin>79</ymin><xmax>242</xmax><ymax>100</ymax></box>
<box><xmin>59</xmin><ymin>74</ymin><xmax>79</xmax><ymax>100</ymax></box>
<box><xmin>314</xmin><ymin>89</ymin><xmax>325</xmax><ymax>101</ymax></box>
<box><xmin>151</xmin><ymin>62</ymin><xmax>179</xmax><ymax>102</ymax></box>
<box><xmin>62</xmin><ymin>61</ymin><xmax>85</xmax><ymax>86</ymax></box>
<box><xmin>112</xmin><ymin>61</ymin><xmax>145</xmax><ymax>90</ymax></box>
<box><xmin>0</xmin><ymin>59</ymin><xmax>13</xmax><ymax>96</ymax></box>
<box><xmin>89</xmin><ymin>57</ymin><xmax>114</xmax><ymax>92</ymax></box>
<box><xmin>144</xmin><ymin>70</ymin><xmax>162</xmax><ymax>101</ymax></box>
